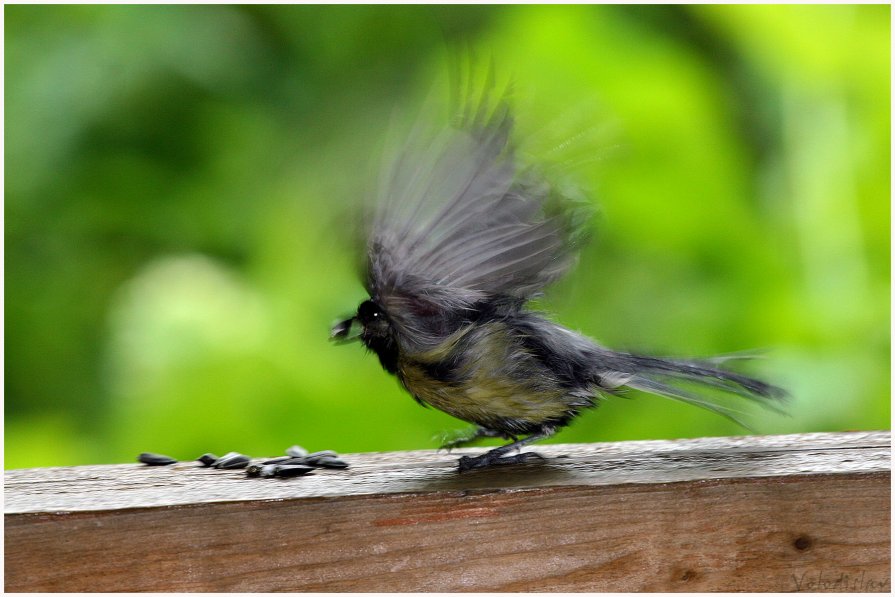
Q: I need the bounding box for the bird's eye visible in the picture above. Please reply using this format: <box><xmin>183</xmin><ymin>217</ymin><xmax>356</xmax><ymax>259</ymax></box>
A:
<box><xmin>358</xmin><ymin>300</ymin><xmax>384</xmax><ymax>324</ymax></box>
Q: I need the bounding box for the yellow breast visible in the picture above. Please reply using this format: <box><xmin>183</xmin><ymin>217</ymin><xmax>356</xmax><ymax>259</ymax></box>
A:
<box><xmin>397</xmin><ymin>323</ymin><xmax>575</xmax><ymax>429</ymax></box>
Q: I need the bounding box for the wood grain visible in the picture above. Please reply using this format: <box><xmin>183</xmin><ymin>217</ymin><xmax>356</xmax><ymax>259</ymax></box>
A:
<box><xmin>4</xmin><ymin>431</ymin><xmax>891</xmax><ymax>592</ymax></box>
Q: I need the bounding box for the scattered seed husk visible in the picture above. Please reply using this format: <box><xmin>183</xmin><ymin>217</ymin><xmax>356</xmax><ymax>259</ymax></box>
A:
<box><xmin>278</xmin><ymin>457</ymin><xmax>311</xmax><ymax>466</ymax></box>
<box><xmin>214</xmin><ymin>451</ymin><xmax>250</xmax><ymax>470</ymax></box>
<box><xmin>260</xmin><ymin>464</ymin><xmax>280</xmax><ymax>478</ymax></box>
<box><xmin>285</xmin><ymin>445</ymin><xmax>309</xmax><ymax>458</ymax></box>
<box><xmin>261</xmin><ymin>456</ymin><xmax>292</xmax><ymax>465</ymax></box>
<box><xmin>138</xmin><ymin>452</ymin><xmax>177</xmax><ymax>466</ymax></box>
<box><xmin>197</xmin><ymin>453</ymin><xmax>219</xmax><ymax>467</ymax></box>
<box><xmin>137</xmin><ymin>444</ymin><xmax>349</xmax><ymax>478</ymax></box>
<box><xmin>303</xmin><ymin>451</ymin><xmax>349</xmax><ymax>468</ymax></box>
<box><xmin>274</xmin><ymin>464</ymin><xmax>315</xmax><ymax>478</ymax></box>
<box><xmin>308</xmin><ymin>455</ymin><xmax>349</xmax><ymax>469</ymax></box>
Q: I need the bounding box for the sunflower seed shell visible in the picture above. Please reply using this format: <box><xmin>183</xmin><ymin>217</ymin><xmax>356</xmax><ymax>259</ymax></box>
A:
<box><xmin>138</xmin><ymin>452</ymin><xmax>177</xmax><ymax>466</ymax></box>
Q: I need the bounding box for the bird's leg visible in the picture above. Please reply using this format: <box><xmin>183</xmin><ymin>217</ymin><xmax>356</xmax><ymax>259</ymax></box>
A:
<box><xmin>438</xmin><ymin>426</ymin><xmax>508</xmax><ymax>452</ymax></box>
<box><xmin>457</xmin><ymin>426</ymin><xmax>555</xmax><ymax>471</ymax></box>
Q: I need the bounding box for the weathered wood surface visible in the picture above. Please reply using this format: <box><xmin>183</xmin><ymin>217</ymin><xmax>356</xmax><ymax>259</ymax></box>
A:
<box><xmin>4</xmin><ymin>431</ymin><xmax>891</xmax><ymax>592</ymax></box>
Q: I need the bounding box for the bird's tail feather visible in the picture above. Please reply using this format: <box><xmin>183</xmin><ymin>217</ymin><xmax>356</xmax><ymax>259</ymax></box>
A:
<box><xmin>601</xmin><ymin>351</ymin><xmax>788</xmax><ymax>429</ymax></box>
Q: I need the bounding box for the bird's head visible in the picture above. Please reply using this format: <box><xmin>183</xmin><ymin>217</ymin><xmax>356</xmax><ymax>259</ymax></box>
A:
<box><xmin>330</xmin><ymin>299</ymin><xmax>392</xmax><ymax>347</ymax></box>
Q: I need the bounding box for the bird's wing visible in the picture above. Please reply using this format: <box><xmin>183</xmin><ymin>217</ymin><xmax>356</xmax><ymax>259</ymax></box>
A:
<box><xmin>364</xmin><ymin>86</ymin><xmax>592</xmax><ymax>351</ymax></box>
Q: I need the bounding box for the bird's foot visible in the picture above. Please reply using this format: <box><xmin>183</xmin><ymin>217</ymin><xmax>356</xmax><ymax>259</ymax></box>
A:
<box><xmin>438</xmin><ymin>432</ymin><xmax>477</xmax><ymax>453</ymax></box>
<box><xmin>437</xmin><ymin>427</ymin><xmax>507</xmax><ymax>453</ymax></box>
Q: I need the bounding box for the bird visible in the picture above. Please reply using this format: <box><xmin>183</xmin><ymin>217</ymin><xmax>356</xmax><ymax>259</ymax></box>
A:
<box><xmin>331</xmin><ymin>75</ymin><xmax>787</xmax><ymax>472</ymax></box>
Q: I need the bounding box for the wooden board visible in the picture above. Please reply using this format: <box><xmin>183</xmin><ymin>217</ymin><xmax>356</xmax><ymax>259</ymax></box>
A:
<box><xmin>4</xmin><ymin>431</ymin><xmax>891</xmax><ymax>592</ymax></box>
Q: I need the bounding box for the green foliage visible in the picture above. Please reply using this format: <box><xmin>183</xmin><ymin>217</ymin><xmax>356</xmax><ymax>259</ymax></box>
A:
<box><xmin>5</xmin><ymin>5</ymin><xmax>890</xmax><ymax>467</ymax></box>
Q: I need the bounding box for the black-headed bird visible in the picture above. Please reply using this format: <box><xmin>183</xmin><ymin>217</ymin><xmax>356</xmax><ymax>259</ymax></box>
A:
<box><xmin>332</xmin><ymin>78</ymin><xmax>786</xmax><ymax>471</ymax></box>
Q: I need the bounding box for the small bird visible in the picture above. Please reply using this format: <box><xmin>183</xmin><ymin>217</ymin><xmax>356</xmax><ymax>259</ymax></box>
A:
<box><xmin>331</xmin><ymin>79</ymin><xmax>786</xmax><ymax>471</ymax></box>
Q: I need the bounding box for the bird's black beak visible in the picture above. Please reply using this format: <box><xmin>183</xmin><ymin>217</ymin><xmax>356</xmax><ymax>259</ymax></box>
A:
<box><xmin>330</xmin><ymin>317</ymin><xmax>362</xmax><ymax>344</ymax></box>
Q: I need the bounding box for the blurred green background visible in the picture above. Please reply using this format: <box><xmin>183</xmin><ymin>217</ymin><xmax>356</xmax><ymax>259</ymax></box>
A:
<box><xmin>5</xmin><ymin>5</ymin><xmax>890</xmax><ymax>468</ymax></box>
